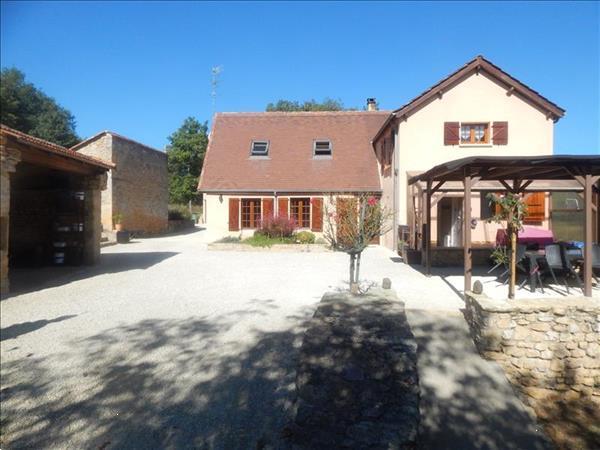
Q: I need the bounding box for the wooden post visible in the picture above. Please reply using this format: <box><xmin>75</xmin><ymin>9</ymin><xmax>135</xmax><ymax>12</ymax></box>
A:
<box><xmin>425</xmin><ymin>179</ymin><xmax>432</xmax><ymax>275</ymax></box>
<box><xmin>463</xmin><ymin>170</ymin><xmax>472</xmax><ymax>294</ymax></box>
<box><xmin>584</xmin><ymin>174</ymin><xmax>592</xmax><ymax>297</ymax></box>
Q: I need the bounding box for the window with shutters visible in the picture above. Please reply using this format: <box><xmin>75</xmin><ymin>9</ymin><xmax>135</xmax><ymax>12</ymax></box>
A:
<box><xmin>250</xmin><ymin>141</ymin><xmax>269</xmax><ymax>156</ymax></box>
<box><xmin>523</xmin><ymin>192</ymin><xmax>545</xmax><ymax>223</ymax></box>
<box><xmin>313</xmin><ymin>140</ymin><xmax>332</xmax><ymax>158</ymax></box>
<box><xmin>290</xmin><ymin>198</ymin><xmax>311</xmax><ymax>228</ymax></box>
<box><xmin>460</xmin><ymin>123</ymin><xmax>489</xmax><ymax>144</ymax></box>
<box><xmin>241</xmin><ymin>199</ymin><xmax>261</xmax><ymax>228</ymax></box>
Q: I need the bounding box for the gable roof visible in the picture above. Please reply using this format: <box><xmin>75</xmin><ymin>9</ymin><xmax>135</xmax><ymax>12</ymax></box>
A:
<box><xmin>0</xmin><ymin>125</ymin><xmax>114</xmax><ymax>170</ymax></box>
<box><xmin>373</xmin><ymin>55</ymin><xmax>566</xmax><ymax>143</ymax></box>
<box><xmin>198</xmin><ymin>111</ymin><xmax>389</xmax><ymax>193</ymax></box>
<box><xmin>71</xmin><ymin>130</ymin><xmax>163</xmax><ymax>154</ymax></box>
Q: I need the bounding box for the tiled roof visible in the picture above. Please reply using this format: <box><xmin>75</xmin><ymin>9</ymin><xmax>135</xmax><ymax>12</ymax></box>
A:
<box><xmin>198</xmin><ymin>111</ymin><xmax>390</xmax><ymax>192</ymax></box>
<box><xmin>71</xmin><ymin>130</ymin><xmax>164</xmax><ymax>154</ymax></box>
<box><xmin>0</xmin><ymin>125</ymin><xmax>114</xmax><ymax>169</ymax></box>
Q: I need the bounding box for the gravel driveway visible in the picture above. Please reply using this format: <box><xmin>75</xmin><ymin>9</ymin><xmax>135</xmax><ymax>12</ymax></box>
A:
<box><xmin>1</xmin><ymin>229</ymin><xmax>547</xmax><ymax>449</ymax></box>
<box><xmin>0</xmin><ymin>229</ymin><xmax>407</xmax><ymax>449</ymax></box>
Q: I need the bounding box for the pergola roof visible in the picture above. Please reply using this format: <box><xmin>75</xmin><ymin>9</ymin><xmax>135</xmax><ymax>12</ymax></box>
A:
<box><xmin>408</xmin><ymin>155</ymin><xmax>600</xmax><ymax>184</ymax></box>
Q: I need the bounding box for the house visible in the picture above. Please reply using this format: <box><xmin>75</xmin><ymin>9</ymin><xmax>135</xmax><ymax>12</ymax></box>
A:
<box><xmin>72</xmin><ymin>131</ymin><xmax>168</xmax><ymax>235</ymax></box>
<box><xmin>198</xmin><ymin>110</ymin><xmax>389</xmax><ymax>238</ymax></box>
<box><xmin>0</xmin><ymin>125</ymin><xmax>113</xmax><ymax>294</ymax></box>
<box><xmin>199</xmin><ymin>56</ymin><xmax>581</xmax><ymax>250</ymax></box>
<box><xmin>372</xmin><ymin>55</ymin><xmax>567</xmax><ymax>251</ymax></box>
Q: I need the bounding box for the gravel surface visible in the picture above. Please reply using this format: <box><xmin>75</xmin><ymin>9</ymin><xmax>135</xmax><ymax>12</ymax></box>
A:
<box><xmin>1</xmin><ymin>229</ymin><xmax>545</xmax><ymax>449</ymax></box>
<box><xmin>0</xmin><ymin>229</ymin><xmax>427</xmax><ymax>449</ymax></box>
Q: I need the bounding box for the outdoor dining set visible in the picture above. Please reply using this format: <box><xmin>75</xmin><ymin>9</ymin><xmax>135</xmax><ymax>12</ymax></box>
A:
<box><xmin>490</xmin><ymin>228</ymin><xmax>600</xmax><ymax>294</ymax></box>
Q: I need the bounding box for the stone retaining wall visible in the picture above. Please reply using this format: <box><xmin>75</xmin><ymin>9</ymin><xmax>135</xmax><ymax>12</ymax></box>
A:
<box><xmin>207</xmin><ymin>243</ymin><xmax>330</xmax><ymax>252</ymax></box>
<box><xmin>464</xmin><ymin>293</ymin><xmax>600</xmax><ymax>398</ymax></box>
<box><xmin>289</xmin><ymin>289</ymin><xmax>419</xmax><ymax>449</ymax></box>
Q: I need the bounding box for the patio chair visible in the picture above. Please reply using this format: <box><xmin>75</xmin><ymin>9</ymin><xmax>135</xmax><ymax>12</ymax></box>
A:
<box><xmin>540</xmin><ymin>244</ymin><xmax>583</xmax><ymax>294</ymax></box>
<box><xmin>498</xmin><ymin>244</ymin><xmax>529</xmax><ymax>285</ymax></box>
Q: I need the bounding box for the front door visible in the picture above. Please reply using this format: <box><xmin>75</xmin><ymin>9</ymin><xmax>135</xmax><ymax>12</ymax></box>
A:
<box><xmin>437</xmin><ymin>197</ymin><xmax>463</xmax><ymax>247</ymax></box>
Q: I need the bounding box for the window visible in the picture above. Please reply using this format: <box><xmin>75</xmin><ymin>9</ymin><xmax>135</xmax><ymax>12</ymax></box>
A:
<box><xmin>551</xmin><ymin>192</ymin><xmax>583</xmax><ymax>241</ymax></box>
<box><xmin>479</xmin><ymin>191</ymin><xmax>495</xmax><ymax>220</ymax></box>
<box><xmin>251</xmin><ymin>141</ymin><xmax>269</xmax><ymax>156</ymax></box>
<box><xmin>241</xmin><ymin>199</ymin><xmax>261</xmax><ymax>228</ymax></box>
<box><xmin>314</xmin><ymin>140</ymin><xmax>332</xmax><ymax>157</ymax></box>
<box><xmin>290</xmin><ymin>198</ymin><xmax>311</xmax><ymax>228</ymax></box>
<box><xmin>460</xmin><ymin>123</ymin><xmax>489</xmax><ymax>144</ymax></box>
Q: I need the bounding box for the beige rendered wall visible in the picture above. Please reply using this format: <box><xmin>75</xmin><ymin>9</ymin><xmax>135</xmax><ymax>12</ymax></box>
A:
<box><xmin>204</xmin><ymin>193</ymin><xmax>385</xmax><ymax>242</ymax></box>
<box><xmin>76</xmin><ymin>134</ymin><xmax>114</xmax><ymax>232</ymax></box>
<box><xmin>383</xmin><ymin>71</ymin><xmax>555</xmax><ymax>249</ymax></box>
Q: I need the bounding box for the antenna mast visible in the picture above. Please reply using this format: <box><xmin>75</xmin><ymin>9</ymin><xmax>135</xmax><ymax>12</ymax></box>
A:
<box><xmin>211</xmin><ymin>65</ymin><xmax>223</xmax><ymax>114</ymax></box>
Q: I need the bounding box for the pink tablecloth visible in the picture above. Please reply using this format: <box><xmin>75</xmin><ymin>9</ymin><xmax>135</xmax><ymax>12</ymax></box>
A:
<box><xmin>495</xmin><ymin>227</ymin><xmax>554</xmax><ymax>248</ymax></box>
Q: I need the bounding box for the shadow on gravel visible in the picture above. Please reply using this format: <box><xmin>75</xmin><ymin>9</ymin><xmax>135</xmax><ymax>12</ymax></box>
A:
<box><xmin>0</xmin><ymin>315</ymin><xmax>77</xmax><ymax>341</ymax></box>
<box><xmin>0</xmin><ymin>302</ymin><xmax>314</xmax><ymax>449</ymax></box>
<box><xmin>5</xmin><ymin>252</ymin><xmax>178</xmax><ymax>299</ymax></box>
<box><xmin>408</xmin><ymin>310</ymin><xmax>552</xmax><ymax>450</ymax></box>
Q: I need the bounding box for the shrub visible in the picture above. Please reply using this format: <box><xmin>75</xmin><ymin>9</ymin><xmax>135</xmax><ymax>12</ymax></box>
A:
<box><xmin>295</xmin><ymin>231</ymin><xmax>316</xmax><ymax>244</ymax></box>
<box><xmin>245</xmin><ymin>233</ymin><xmax>294</xmax><ymax>247</ymax></box>
<box><xmin>168</xmin><ymin>204</ymin><xmax>192</xmax><ymax>221</ymax></box>
<box><xmin>257</xmin><ymin>215</ymin><xmax>296</xmax><ymax>238</ymax></box>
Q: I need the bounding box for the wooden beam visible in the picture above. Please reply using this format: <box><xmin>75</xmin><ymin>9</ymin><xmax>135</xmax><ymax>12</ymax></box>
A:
<box><xmin>425</xmin><ymin>179</ymin><xmax>432</xmax><ymax>276</ymax></box>
<box><xmin>499</xmin><ymin>179</ymin><xmax>513</xmax><ymax>192</ymax></box>
<box><xmin>431</xmin><ymin>180</ymin><xmax>445</xmax><ymax>194</ymax></box>
<box><xmin>17</xmin><ymin>145</ymin><xmax>102</xmax><ymax>176</ymax></box>
<box><xmin>519</xmin><ymin>179</ymin><xmax>535</xmax><ymax>192</ymax></box>
<box><xmin>463</xmin><ymin>170</ymin><xmax>472</xmax><ymax>294</ymax></box>
<box><xmin>584</xmin><ymin>174</ymin><xmax>593</xmax><ymax>297</ymax></box>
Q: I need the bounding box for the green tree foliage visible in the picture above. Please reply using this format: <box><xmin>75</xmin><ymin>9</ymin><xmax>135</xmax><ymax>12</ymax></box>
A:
<box><xmin>266</xmin><ymin>97</ymin><xmax>352</xmax><ymax>112</ymax></box>
<box><xmin>166</xmin><ymin>117</ymin><xmax>208</xmax><ymax>204</ymax></box>
<box><xmin>0</xmin><ymin>68</ymin><xmax>80</xmax><ymax>147</ymax></box>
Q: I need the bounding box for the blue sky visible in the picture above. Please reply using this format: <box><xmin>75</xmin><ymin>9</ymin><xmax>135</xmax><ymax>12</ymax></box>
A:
<box><xmin>1</xmin><ymin>1</ymin><xmax>598</xmax><ymax>153</ymax></box>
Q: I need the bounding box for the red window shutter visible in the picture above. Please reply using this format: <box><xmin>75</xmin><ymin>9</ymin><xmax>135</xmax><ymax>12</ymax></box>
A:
<box><xmin>444</xmin><ymin>122</ymin><xmax>460</xmax><ymax>145</ymax></box>
<box><xmin>311</xmin><ymin>197</ymin><xmax>323</xmax><ymax>231</ymax></box>
<box><xmin>229</xmin><ymin>198</ymin><xmax>240</xmax><ymax>231</ymax></box>
<box><xmin>524</xmin><ymin>192</ymin><xmax>545</xmax><ymax>223</ymax></box>
<box><xmin>492</xmin><ymin>122</ymin><xmax>508</xmax><ymax>145</ymax></box>
<box><xmin>262</xmin><ymin>198</ymin><xmax>274</xmax><ymax>220</ymax></box>
<box><xmin>278</xmin><ymin>197</ymin><xmax>289</xmax><ymax>218</ymax></box>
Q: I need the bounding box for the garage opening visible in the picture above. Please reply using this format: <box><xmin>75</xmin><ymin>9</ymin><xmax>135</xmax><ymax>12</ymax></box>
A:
<box><xmin>9</xmin><ymin>163</ymin><xmax>87</xmax><ymax>269</ymax></box>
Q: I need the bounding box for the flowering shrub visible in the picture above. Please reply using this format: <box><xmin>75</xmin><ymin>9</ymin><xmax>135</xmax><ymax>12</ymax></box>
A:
<box><xmin>256</xmin><ymin>215</ymin><xmax>297</xmax><ymax>238</ymax></box>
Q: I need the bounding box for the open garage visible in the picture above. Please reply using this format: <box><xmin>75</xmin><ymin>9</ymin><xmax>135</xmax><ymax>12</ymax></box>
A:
<box><xmin>0</xmin><ymin>125</ymin><xmax>113</xmax><ymax>295</ymax></box>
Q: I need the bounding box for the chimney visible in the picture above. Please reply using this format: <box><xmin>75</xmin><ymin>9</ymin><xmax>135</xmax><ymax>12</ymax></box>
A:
<box><xmin>366</xmin><ymin>98</ymin><xmax>378</xmax><ymax>111</ymax></box>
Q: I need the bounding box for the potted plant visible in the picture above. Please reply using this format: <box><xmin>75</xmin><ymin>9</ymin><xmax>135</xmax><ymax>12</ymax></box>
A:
<box><xmin>113</xmin><ymin>212</ymin><xmax>124</xmax><ymax>231</ymax></box>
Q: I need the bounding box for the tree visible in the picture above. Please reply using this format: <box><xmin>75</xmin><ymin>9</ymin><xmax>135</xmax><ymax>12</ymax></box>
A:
<box><xmin>266</xmin><ymin>97</ymin><xmax>351</xmax><ymax>112</ymax></box>
<box><xmin>323</xmin><ymin>194</ymin><xmax>394</xmax><ymax>293</ymax></box>
<box><xmin>166</xmin><ymin>117</ymin><xmax>208</xmax><ymax>205</ymax></box>
<box><xmin>487</xmin><ymin>192</ymin><xmax>528</xmax><ymax>299</ymax></box>
<box><xmin>0</xmin><ymin>68</ymin><xmax>80</xmax><ymax>147</ymax></box>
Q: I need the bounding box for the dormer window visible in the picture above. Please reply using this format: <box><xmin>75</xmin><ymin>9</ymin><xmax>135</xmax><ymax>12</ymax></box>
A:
<box><xmin>251</xmin><ymin>141</ymin><xmax>269</xmax><ymax>156</ymax></box>
<box><xmin>314</xmin><ymin>140</ymin><xmax>332</xmax><ymax>158</ymax></box>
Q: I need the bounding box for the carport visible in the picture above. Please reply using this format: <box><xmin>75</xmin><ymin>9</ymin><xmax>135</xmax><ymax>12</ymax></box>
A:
<box><xmin>1</xmin><ymin>126</ymin><xmax>113</xmax><ymax>294</ymax></box>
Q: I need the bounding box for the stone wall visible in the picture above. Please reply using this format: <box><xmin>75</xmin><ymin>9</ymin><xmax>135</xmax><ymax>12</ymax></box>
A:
<box><xmin>289</xmin><ymin>289</ymin><xmax>419</xmax><ymax>449</ymax></box>
<box><xmin>464</xmin><ymin>293</ymin><xmax>600</xmax><ymax>398</ymax></box>
<box><xmin>77</xmin><ymin>133</ymin><xmax>168</xmax><ymax>235</ymax></box>
<box><xmin>112</xmin><ymin>136</ymin><xmax>168</xmax><ymax>235</ymax></box>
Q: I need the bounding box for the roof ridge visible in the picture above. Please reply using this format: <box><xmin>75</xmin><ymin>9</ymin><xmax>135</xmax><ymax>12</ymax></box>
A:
<box><xmin>216</xmin><ymin>110</ymin><xmax>391</xmax><ymax>116</ymax></box>
<box><xmin>71</xmin><ymin>130</ymin><xmax>163</xmax><ymax>153</ymax></box>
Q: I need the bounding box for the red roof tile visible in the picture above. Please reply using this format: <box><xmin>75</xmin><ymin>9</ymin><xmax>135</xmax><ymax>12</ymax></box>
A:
<box><xmin>198</xmin><ymin>111</ymin><xmax>389</xmax><ymax>193</ymax></box>
<box><xmin>1</xmin><ymin>125</ymin><xmax>114</xmax><ymax>169</ymax></box>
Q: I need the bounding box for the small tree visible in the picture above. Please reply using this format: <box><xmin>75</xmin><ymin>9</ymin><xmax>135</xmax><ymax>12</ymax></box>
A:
<box><xmin>487</xmin><ymin>192</ymin><xmax>528</xmax><ymax>299</ymax></box>
<box><xmin>323</xmin><ymin>194</ymin><xmax>393</xmax><ymax>293</ymax></box>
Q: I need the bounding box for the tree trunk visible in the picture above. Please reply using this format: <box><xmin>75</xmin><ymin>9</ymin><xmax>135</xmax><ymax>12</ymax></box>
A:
<box><xmin>508</xmin><ymin>218</ymin><xmax>516</xmax><ymax>300</ymax></box>
<box><xmin>355</xmin><ymin>251</ymin><xmax>362</xmax><ymax>285</ymax></box>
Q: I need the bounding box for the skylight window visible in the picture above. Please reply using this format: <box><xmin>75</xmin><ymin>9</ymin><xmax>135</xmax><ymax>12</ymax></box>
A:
<box><xmin>314</xmin><ymin>140</ymin><xmax>332</xmax><ymax>157</ymax></box>
<box><xmin>251</xmin><ymin>141</ymin><xmax>269</xmax><ymax>156</ymax></box>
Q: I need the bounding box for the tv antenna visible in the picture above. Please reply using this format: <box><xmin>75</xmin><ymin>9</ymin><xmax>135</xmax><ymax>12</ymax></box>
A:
<box><xmin>211</xmin><ymin>65</ymin><xmax>223</xmax><ymax>114</ymax></box>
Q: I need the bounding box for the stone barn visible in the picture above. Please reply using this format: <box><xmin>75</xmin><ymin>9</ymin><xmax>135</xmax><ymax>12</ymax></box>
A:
<box><xmin>72</xmin><ymin>131</ymin><xmax>168</xmax><ymax>235</ymax></box>
<box><xmin>1</xmin><ymin>125</ymin><xmax>113</xmax><ymax>295</ymax></box>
